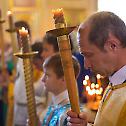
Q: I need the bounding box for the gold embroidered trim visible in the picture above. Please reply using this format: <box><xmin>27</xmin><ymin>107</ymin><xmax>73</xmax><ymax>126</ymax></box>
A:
<box><xmin>111</xmin><ymin>82</ymin><xmax>126</xmax><ymax>90</ymax></box>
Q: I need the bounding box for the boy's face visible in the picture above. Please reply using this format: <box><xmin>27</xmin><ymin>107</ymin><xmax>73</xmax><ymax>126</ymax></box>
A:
<box><xmin>41</xmin><ymin>67</ymin><xmax>64</xmax><ymax>95</ymax></box>
<box><xmin>41</xmin><ymin>42</ymin><xmax>56</xmax><ymax>61</ymax></box>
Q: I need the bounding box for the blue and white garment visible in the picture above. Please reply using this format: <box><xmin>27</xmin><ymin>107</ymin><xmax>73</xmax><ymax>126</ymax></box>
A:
<box><xmin>42</xmin><ymin>103</ymin><xmax>71</xmax><ymax>126</ymax></box>
<box><xmin>42</xmin><ymin>90</ymin><xmax>71</xmax><ymax>126</ymax></box>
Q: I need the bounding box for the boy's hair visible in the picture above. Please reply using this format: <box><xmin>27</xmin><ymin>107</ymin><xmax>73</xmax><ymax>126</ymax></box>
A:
<box><xmin>31</xmin><ymin>41</ymin><xmax>43</xmax><ymax>59</ymax></box>
<box><xmin>43</xmin><ymin>53</ymin><xmax>80</xmax><ymax>78</ymax></box>
<box><xmin>42</xmin><ymin>33</ymin><xmax>73</xmax><ymax>53</ymax></box>
<box><xmin>42</xmin><ymin>33</ymin><xmax>59</xmax><ymax>52</ymax></box>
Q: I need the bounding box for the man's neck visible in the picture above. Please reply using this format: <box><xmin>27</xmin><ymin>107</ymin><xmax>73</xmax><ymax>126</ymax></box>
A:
<box><xmin>109</xmin><ymin>65</ymin><xmax>126</xmax><ymax>86</ymax></box>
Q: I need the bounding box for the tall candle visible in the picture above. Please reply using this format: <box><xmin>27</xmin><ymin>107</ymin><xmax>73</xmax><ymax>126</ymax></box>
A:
<box><xmin>96</xmin><ymin>74</ymin><xmax>102</xmax><ymax>88</ymax></box>
<box><xmin>7</xmin><ymin>10</ymin><xmax>18</xmax><ymax>65</ymax></box>
<box><xmin>52</xmin><ymin>8</ymin><xmax>80</xmax><ymax>114</ymax></box>
<box><xmin>19</xmin><ymin>27</ymin><xmax>30</xmax><ymax>53</ymax></box>
<box><xmin>7</xmin><ymin>11</ymin><xmax>14</xmax><ymax>30</ymax></box>
<box><xmin>18</xmin><ymin>26</ymin><xmax>37</xmax><ymax>126</ymax></box>
<box><xmin>85</xmin><ymin>75</ymin><xmax>91</xmax><ymax>87</ymax></box>
<box><xmin>0</xmin><ymin>9</ymin><xmax>5</xmax><ymax>72</ymax></box>
<box><xmin>52</xmin><ymin>8</ymin><xmax>65</xmax><ymax>24</ymax></box>
<box><xmin>0</xmin><ymin>9</ymin><xmax>1</xmax><ymax>18</ymax></box>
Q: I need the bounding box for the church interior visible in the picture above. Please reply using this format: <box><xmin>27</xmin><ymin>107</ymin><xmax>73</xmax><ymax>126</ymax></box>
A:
<box><xmin>0</xmin><ymin>0</ymin><xmax>126</xmax><ymax>126</ymax></box>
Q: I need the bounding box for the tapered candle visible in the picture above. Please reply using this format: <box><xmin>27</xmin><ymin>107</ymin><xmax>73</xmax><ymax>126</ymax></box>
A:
<box><xmin>0</xmin><ymin>9</ymin><xmax>1</xmax><ymax>18</ymax></box>
<box><xmin>52</xmin><ymin>8</ymin><xmax>80</xmax><ymax>114</ymax></box>
<box><xmin>18</xmin><ymin>27</ymin><xmax>37</xmax><ymax>126</ymax></box>
<box><xmin>7</xmin><ymin>11</ymin><xmax>14</xmax><ymax>30</ymax></box>
<box><xmin>85</xmin><ymin>75</ymin><xmax>91</xmax><ymax>87</ymax></box>
<box><xmin>96</xmin><ymin>74</ymin><xmax>102</xmax><ymax>88</ymax></box>
<box><xmin>0</xmin><ymin>9</ymin><xmax>5</xmax><ymax>73</ymax></box>
<box><xmin>19</xmin><ymin>27</ymin><xmax>30</xmax><ymax>53</ymax></box>
<box><xmin>7</xmin><ymin>10</ymin><xmax>18</xmax><ymax>65</ymax></box>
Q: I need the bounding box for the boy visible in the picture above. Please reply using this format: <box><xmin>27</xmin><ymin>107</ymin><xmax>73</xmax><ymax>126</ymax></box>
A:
<box><xmin>42</xmin><ymin>33</ymin><xmax>91</xmax><ymax>102</ymax></box>
<box><xmin>41</xmin><ymin>53</ymin><xmax>80</xmax><ymax>126</ymax></box>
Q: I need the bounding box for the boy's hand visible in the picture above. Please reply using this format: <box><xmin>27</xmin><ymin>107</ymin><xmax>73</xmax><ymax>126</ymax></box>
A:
<box><xmin>67</xmin><ymin>110</ymin><xmax>88</xmax><ymax>126</ymax></box>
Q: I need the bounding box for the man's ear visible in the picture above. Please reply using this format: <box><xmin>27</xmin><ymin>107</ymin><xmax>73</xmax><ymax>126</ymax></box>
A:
<box><xmin>104</xmin><ymin>34</ymin><xmax>121</xmax><ymax>52</ymax></box>
<box><xmin>105</xmin><ymin>40</ymin><xmax>117</xmax><ymax>51</ymax></box>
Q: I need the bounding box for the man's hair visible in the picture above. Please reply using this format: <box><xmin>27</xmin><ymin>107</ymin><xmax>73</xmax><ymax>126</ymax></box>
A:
<box><xmin>43</xmin><ymin>53</ymin><xmax>80</xmax><ymax>78</ymax></box>
<box><xmin>31</xmin><ymin>41</ymin><xmax>43</xmax><ymax>59</ymax></box>
<box><xmin>42</xmin><ymin>33</ymin><xmax>59</xmax><ymax>52</ymax></box>
<box><xmin>86</xmin><ymin>11</ymin><xmax>126</xmax><ymax>49</ymax></box>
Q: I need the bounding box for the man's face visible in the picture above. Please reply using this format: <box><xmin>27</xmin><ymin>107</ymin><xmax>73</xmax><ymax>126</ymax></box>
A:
<box><xmin>78</xmin><ymin>25</ymin><xmax>116</xmax><ymax>76</ymax></box>
<box><xmin>41</xmin><ymin>42</ymin><xmax>56</xmax><ymax>61</ymax></box>
<box><xmin>41</xmin><ymin>67</ymin><xmax>63</xmax><ymax>95</ymax></box>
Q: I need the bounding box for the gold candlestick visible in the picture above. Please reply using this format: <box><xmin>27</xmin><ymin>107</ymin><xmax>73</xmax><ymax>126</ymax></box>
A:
<box><xmin>6</xmin><ymin>81</ymin><xmax>14</xmax><ymax>126</ymax></box>
<box><xmin>50</xmin><ymin>8</ymin><xmax>80</xmax><ymax>113</ymax></box>
<box><xmin>14</xmin><ymin>27</ymin><xmax>38</xmax><ymax>126</ymax></box>
<box><xmin>6</xmin><ymin>11</ymin><xmax>18</xmax><ymax>66</ymax></box>
<box><xmin>0</xmin><ymin>9</ymin><xmax>5</xmax><ymax>73</ymax></box>
<box><xmin>5</xmin><ymin>11</ymin><xmax>18</xmax><ymax>126</ymax></box>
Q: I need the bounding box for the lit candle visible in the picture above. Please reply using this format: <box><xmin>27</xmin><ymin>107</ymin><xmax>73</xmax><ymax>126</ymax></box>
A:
<box><xmin>52</xmin><ymin>8</ymin><xmax>63</xmax><ymax>17</ymax></box>
<box><xmin>7</xmin><ymin>10</ymin><xmax>19</xmax><ymax>65</ymax></box>
<box><xmin>0</xmin><ymin>9</ymin><xmax>1</xmax><ymax>18</ymax></box>
<box><xmin>83</xmin><ymin>80</ymin><xmax>87</xmax><ymax>86</ymax></box>
<box><xmin>91</xmin><ymin>83</ymin><xmax>95</xmax><ymax>89</ymax></box>
<box><xmin>95</xmin><ymin>83</ymin><xmax>99</xmax><ymax>89</ymax></box>
<box><xmin>0</xmin><ymin>9</ymin><xmax>6</xmax><ymax>73</ymax></box>
<box><xmin>52</xmin><ymin>8</ymin><xmax>80</xmax><ymax>114</ymax></box>
<box><xmin>18</xmin><ymin>26</ymin><xmax>37</xmax><ymax>126</ymax></box>
<box><xmin>7</xmin><ymin>11</ymin><xmax>14</xmax><ymax>30</ymax></box>
<box><xmin>96</xmin><ymin>74</ymin><xmax>102</xmax><ymax>88</ymax></box>
<box><xmin>19</xmin><ymin>27</ymin><xmax>30</xmax><ymax>53</ymax></box>
<box><xmin>85</xmin><ymin>75</ymin><xmax>91</xmax><ymax>87</ymax></box>
<box><xmin>19</xmin><ymin>27</ymin><xmax>28</xmax><ymax>37</ymax></box>
<box><xmin>52</xmin><ymin>8</ymin><xmax>65</xmax><ymax>24</ymax></box>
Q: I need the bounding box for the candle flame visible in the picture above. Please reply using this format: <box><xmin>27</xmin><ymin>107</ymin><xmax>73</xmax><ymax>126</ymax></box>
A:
<box><xmin>95</xmin><ymin>84</ymin><xmax>99</xmax><ymax>89</ymax></box>
<box><xmin>22</xmin><ymin>27</ymin><xmax>26</xmax><ymax>31</ymax></box>
<box><xmin>91</xmin><ymin>83</ymin><xmax>95</xmax><ymax>88</ymax></box>
<box><xmin>19</xmin><ymin>27</ymin><xmax>28</xmax><ymax>36</ymax></box>
<box><xmin>88</xmin><ymin>90</ymin><xmax>94</xmax><ymax>95</ymax></box>
<box><xmin>52</xmin><ymin>8</ymin><xmax>63</xmax><ymax>14</ymax></box>
<box><xmin>19</xmin><ymin>27</ymin><xmax>28</xmax><ymax>33</ymax></box>
<box><xmin>85</xmin><ymin>75</ymin><xmax>89</xmax><ymax>80</ymax></box>
<box><xmin>83</xmin><ymin>80</ymin><xmax>87</xmax><ymax>85</ymax></box>
<box><xmin>7</xmin><ymin>10</ymin><xmax>12</xmax><ymax>15</ymax></box>
<box><xmin>86</xmin><ymin>86</ymin><xmax>90</xmax><ymax>91</ymax></box>
<box><xmin>92</xmin><ymin>89</ymin><xmax>95</xmax><ymax>94</ymax></box>
<box><xmin>96</xmin><ymin>74</ymin><xmax>101</xmax><ymax>79</ymax></box>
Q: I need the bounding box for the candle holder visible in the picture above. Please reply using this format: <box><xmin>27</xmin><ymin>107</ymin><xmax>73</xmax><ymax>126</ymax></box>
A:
<box><xmin>6</xmin><ymin>11</ymin><xmax>18</xmax><ymax>67</ymax></box>
<box><xmin>47</xmin><ymin>8</ymin><xmax>80</xmax><ymax>114</ymax></box>
<box><xmin>0</xmin><ymin>11</ymin><xmax>6</xmax><ymax>73</ymax></box>
<box><xmin>14</xmin><ymin>27</ymin><xmax>38</xmax><ymax>126</ymax></box>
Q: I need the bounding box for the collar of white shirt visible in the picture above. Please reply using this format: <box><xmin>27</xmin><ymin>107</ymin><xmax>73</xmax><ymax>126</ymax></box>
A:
<box><xmin>109</xmin><ymin>65</ymin><xmax>126</xmax><ymax>86</ymax></box>
<box><xmin>52</xmin><ymin>90</ymin><xmax>69</xmax><ymax>106</ymax></box>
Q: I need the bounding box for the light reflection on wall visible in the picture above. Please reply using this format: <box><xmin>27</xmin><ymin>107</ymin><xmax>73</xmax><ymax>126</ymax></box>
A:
<box><xmin>98</xmin><ymin>0</ymin><xmax>126</xmax><ymax>23</ymax></box>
